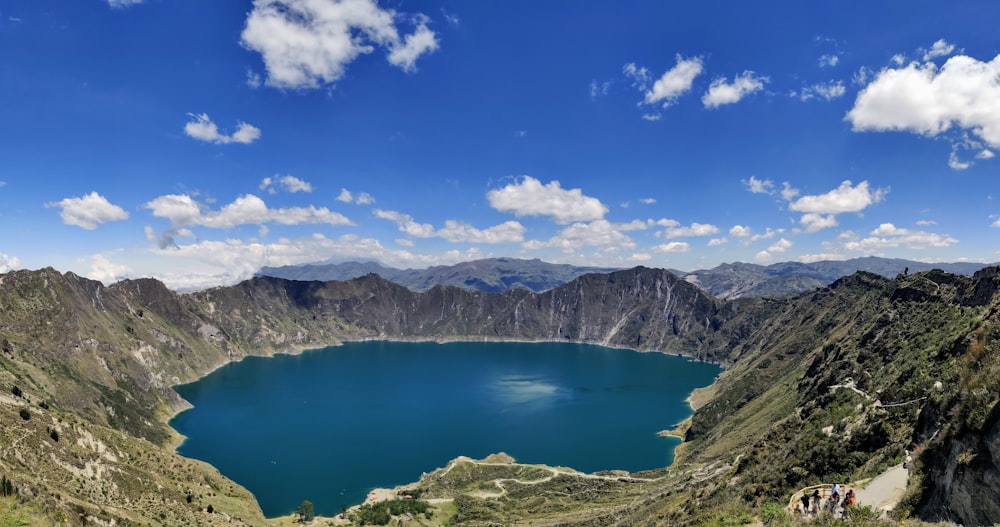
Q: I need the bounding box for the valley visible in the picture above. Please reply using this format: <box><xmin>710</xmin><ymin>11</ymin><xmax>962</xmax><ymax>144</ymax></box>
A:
<box><xmin>0</xmin><ymin>264</ymin><xmax>998</xmax><ymax>526</ymax></box>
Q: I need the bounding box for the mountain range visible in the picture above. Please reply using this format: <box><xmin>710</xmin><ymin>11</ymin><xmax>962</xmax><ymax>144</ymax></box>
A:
<box><xmin>257</xmin><ymin>257</ymin><xmax>618</xmax><ymax>293</ymax></box>
<box><xmin>0</xmin><ymin>262</ymin><xmax>998</xmax><ymax>526</ymax></box>
<box><xmin>257</xmin><ymin>256</ymin><xmax>994</xmax><ymax>299</ymax></box>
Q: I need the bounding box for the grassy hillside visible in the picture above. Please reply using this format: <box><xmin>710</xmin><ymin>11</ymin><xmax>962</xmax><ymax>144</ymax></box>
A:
<box><xmin>0</xmin><ymin>265</ymin><xmax>998</xmax><ymax>526</ymax></box>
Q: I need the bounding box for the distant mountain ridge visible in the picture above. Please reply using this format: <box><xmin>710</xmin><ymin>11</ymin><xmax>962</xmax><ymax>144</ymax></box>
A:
<box><xmin>257</xmin><ymin>257</ymin><xmax>619</xmax><ymax>293</ymax></box>
<box><xmin>681</xmin><ymin>257</ymin><xmax>995</xmax><ymax>299</ymax></box>
<box><xmin>258</xmin><ymin>256</ymin><xmax>996</xmax><ymax>299</ymax></box>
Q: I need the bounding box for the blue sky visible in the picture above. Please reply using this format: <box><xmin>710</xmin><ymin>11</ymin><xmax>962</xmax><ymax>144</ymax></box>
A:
<box><xmin>1</xmin><ymin>1</ymin><xmax>999</xmax><ymax>290</ymax></box>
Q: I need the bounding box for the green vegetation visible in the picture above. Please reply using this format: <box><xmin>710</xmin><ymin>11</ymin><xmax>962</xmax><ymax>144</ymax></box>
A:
<box><xmin>296</xmin><ymin>500</ymin><xmax>314</xmax><ymax>522</ymax></box>
<box><xmin>0</xmin><ymin>477</ymin><xmax>14</xmax><ymax>498</ymax></box>
<box><xmin>350</xmin><ymin>498</ymin><xmax>430</xmax><ymax>525</ymax></box>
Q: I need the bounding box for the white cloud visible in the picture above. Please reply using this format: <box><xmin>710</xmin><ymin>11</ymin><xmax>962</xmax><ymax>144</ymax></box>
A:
<box><xmin>487</xmin><ymin>176</ymin><xmax>608</xmax><ymax>224</ymax></box>
<box><xmin>844</xmin><ymin>223</ymin><xmax>958</xmax><ymax>251</ymax></box>
<box><xmin>437</xmin><ymin>220</ymin><xmax>526</xmax><ymax>244</ymax></box>
<box><xmin>116</xmin><ymin>233</ymin><xmax>488</xmax><ymax>291</ymax></box>
<box><xmin>916</xmin><ymin>220</ymin><xmax>937</xmax><ymax>226</ymax></box>
<box><xmin>640</xmin><ymin>198</ymin><xmax>656</xmax><ymax>205</ymax></box>
<box><xmin>754</xmin><ymin>250</ymin><xmax>775</xmax><ymax>264</ymax></box>
<box><xmin>798</xmin><ymin>80</ymin><xmax>846</xmax><ymax>101</ymax></box>
<box><xmin>948</xmin><ymin>149</ymin><xmax>971</xmax><ymax>170</ymax></box>
<box><xmin>992</xmin><ymin>216</ymin><xmax>1000</xmax><ymax>228</ymax></box>
<box><xmin>767</xmin><ymin>238</ymin><xmax>793</xmax><ymax>253</ymax></box>
<box><xmin>86</xmin><ymin>254</ymin><xmax>133</xmax><ymax>284</ymax></box>
<box><xmin>623</xmin><ymin>63</ymin><xmax>651</xmax><ymax>90</ymax></box>
<box><xmin>280</xmin><ymin>175</ymin><xmax>312</xmax><ymax>193</ymax></box>
<box><xmin>108</xmin><ymin>0</ymin><xmax>142</xmax><ymax>7</ymax></box>
<box><xmin>664</xmin><ymin>222</ymin><xmax>719</xmax><ymax>238</ymax></box>
<box><xmin>589</xmin><ymin>79</ymin><xmax>612</xmax><ymax>99</ymax></box>
<box><xmin>643</xmin><ymin>55</ymin><xmax>704</xmax><ymax>107</ymax></box>
<box><xmin>750</xmin><ymin>227</ymin><xmax>783</xmax><ymax>242</ymax></box>
<box><xmin>246</xmin><ymin>70</ymin><xmax>262</xmax><ymax>88</ymax></box>
<box><xmin>846</xmin><ymin>53</ymin><xmax>1000</xmax><ymax>158</ymax></box>
<box><xmin>789</xmin><ymin>180</ymin><xmax>887</xmax><ymax>215</ymax></box>
<box><xmin>440</xmin><ymin>9</ymin><xmax>460</xmax><ymax>26</ymax></box>
<box><xmin>146</xmin><ymin>194</ymin><xmax>353</xmax><ymax>235</ymax></box>
<box><xmin>240</xmin><ymin>0</ymin><xmax>438</xmax><ymax>90</ymax></box>
<box><xmin>977</xmin><ymin>149</ymin><xmax>995</xmax><ymax>159</ymax></box>
<box><xmin>923</xmin><ymin>39</ymin><xmax>955</xmax><ymax>61</ymax></box>
<box><xmin>373</xmin><ymin>210</ymin><xmax>523</xmax><ymax>244</ymax></box>
<box><xmin>184</xmin><ymin>113</ymin><xmax>261</xmax><ymax>144</ymax></box>
<box><xmin>641</xmin><ymin>113</ymin><xmax>662</xmax><ymax>121</ymax></box>
<box><xmin>786</xmin><ymin>180</ymin><xmax>886</xmax><ymax>233</ymax></box>
<box><xmin>797</xmin><ymin>253</ymin><xmax>846</xmax><ymax>264</ymax></box>
<box><xmin>629</xmin><ymin>253</ymin><xmax>652</xmax><ymax>262</ymax></box>
<box><xmin>744</xmin><ymin>176</ymin><xmax>774</xmax><ymax>194</ymax></box>
<box><xmin>46</xmin><ymin>192</ymin><xmax>129</xmax><ymax>230</ymax></box>
<box><xmin>260</xmin><ymin>175</ymin><xmax>313</xmax><ymax>194</ymax></box>
<box><xmin>708</xmin><ymin>237</ymin><xmax>727</xmax><ymax>247</ymax></box>
<box><xmin>819</xmin><ymin>54</ymin><xmax>840</xmax><ymax>67</ymax></box>
<box><xmin>526</xmin><ymin>220</ymin><xmax>637</xmax><ymax>253</ymax></box>
<box><xmin>0</xmin><ymin>252</ymin><xmax>21</xmax><ymax>273</ymax></box>
<box><xmin>729</xmin><ymin>225</ymin><xmax>752</xmax><ymax>238</ymax></box>
<box><xmin>620</xmin><ymin>219</ymin><xmax>657</xmax><ymax>231</ymax></box>
<box><xmin>338</xmin><ymin>188</ymin><xmax>375</xmax><ymax>205</ymax></box>
<box><xmin>702</xmin><ymin>71</ymin><xmax>768</xmax><ymax>108</ymax></box>
<box><xmin>799</xmin><ymin>213</ymin><xmax>839</xmax><ymax>232</ymax></box>
<box><xmin>781</xmin><ymin>182</ymin><xmax>800</xmax><ymax>201</ymax></box>
<box><xmin>374</xmin><ymin>209</ymin><xmax>435</xmax><ymax>238</ymax></box>
<box><xmin>387</xmin><ymin>16</ymin><xmax>439</xmax><ymax>72</ymax></box>
<box><xmin>652</xmin><ymin>242</ymin><xmax>690</xmax><ymax>254</ymax></box>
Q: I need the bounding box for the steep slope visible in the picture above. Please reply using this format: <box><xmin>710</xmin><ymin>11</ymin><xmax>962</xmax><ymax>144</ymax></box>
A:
<box><xmin>670</xmin><ymin>269</ymin><xmax>999</xmax><ymax>526</ymax></box>
<box><xmin>0</xmin><ymin>269</ymin><xmax>269</xmax><ymax>526</ymax></box>
<box><xmin>2</xmin><ymin>265</ymin><xmax>999</xmax><ymax>526</ymax></box>
<box><xmin>196</xmin><ymin>267</ymin><xmax>729</xmax><ymax>358</ymax></box>
<box><xmin>911</xmin><ymin>266</ymin><xmax>1000</xmax><ymax>526</ymax></box>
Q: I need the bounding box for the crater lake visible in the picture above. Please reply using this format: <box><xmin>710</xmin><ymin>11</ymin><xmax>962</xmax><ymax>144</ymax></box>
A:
<box><xmin>170</xmin><ymin>340</ymin><xmax>721</xmax><ymax>517</ymax></box>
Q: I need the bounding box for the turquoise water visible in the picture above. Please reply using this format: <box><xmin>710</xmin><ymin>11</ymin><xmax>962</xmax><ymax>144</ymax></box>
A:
<box><xmin>171</xmin><ymin>340</ymin><xmax>720</xmax><ymax>517</ymax></box>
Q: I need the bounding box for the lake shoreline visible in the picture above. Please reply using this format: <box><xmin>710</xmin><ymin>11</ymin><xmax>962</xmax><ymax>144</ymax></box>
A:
<box><xmin>166</xmin><ymin>336</ymin><xmax>722</xmax><ymax>519</ymax></box>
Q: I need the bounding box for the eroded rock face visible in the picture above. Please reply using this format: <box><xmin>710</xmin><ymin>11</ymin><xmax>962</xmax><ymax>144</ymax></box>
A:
<box><xmin>919</xmin><ymin>401</ymin><xmax>1000</xmax><ymax>527</ymax></box>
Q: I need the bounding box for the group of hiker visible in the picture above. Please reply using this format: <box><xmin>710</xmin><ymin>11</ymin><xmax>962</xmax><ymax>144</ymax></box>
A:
<box><xmin>794</xmin><ymin>483</ymin><xmax>856</xmax><ymax>517</ymax></box>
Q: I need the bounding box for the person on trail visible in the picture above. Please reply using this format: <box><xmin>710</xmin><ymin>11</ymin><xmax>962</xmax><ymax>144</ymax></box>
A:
<box><xmin>844</xmin><ymin>489</ymin><xmax>855</xmax><ymax>508</ymax></box>
<box><xmin>811</xmin><ymin>489</ymin><xmax>821</xmax><ymax>514</ymax></box>
<box><xmin>831</xmin><ymin>483</ymin><xmax>841</xmax><ymax>503</ymax></box>
<box><xmin>800</xmin><ymin>493</ymin><xmax>810</xmax><ymax>514</ymax></box>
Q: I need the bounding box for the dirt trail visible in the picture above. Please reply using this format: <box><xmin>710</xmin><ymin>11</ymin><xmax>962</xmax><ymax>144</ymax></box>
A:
<box><xmin>855</xmin><ymin>463</ymin><xmax>908</xmax><ymax>513</ymax></box>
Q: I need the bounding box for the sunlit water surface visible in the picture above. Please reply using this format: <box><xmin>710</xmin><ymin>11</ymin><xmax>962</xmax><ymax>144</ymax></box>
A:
<box><xmin>172</xmin><ymin>340</ymin><xmax>720</xmax><ymax>517</ymax></box>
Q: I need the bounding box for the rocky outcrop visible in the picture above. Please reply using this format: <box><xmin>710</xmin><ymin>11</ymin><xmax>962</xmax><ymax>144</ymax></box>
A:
<box><xmin>918</xmin><ymin>401</ymin><xmax>1000</xmax><ymax>526</ymax></box>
